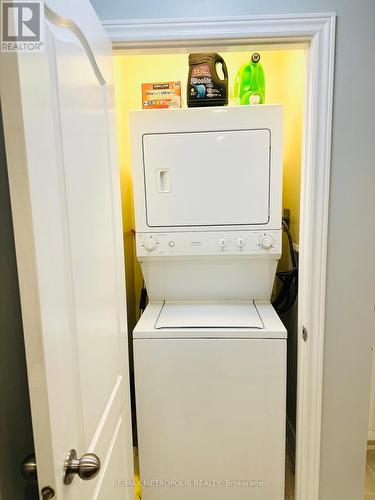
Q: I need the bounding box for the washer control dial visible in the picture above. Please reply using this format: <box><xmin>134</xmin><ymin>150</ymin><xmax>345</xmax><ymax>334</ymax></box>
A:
<box><xmin>260</xmin><ymin>234</ymin><xmax>274</xmax><ymax>250</ymax></box>
<box><xmin>236</xmin><ymin>237</ymin><xmax>244</xmax><ymax>249</ymax></box>
<box><xmin>143</xmin><ymin>236</ymin><xmax>158</xmax><ymax>252</ymax></box>
<box><xmin>218</xmin><ymin>238</ymin><xmax>226</xmax><ymax>251</ymax></box>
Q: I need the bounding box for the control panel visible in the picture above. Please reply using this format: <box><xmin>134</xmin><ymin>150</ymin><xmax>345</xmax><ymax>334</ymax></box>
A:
<box><xmin>136</xmin><ymin>230</ymin><xmax>281</xmax><ymax>258</ymax></box>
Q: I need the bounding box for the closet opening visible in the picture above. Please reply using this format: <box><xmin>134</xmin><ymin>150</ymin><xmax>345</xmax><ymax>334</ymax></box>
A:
<box><xmin>113</xmin><ymin>45</ymin><xmax>306</xmax><ymax>500</ymax></box>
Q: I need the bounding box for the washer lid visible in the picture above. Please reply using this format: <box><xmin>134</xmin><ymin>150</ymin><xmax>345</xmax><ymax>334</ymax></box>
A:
<box><xmin>155</xmin><ymin>301</ymin><xmax>263</xmax><ymax>329</ymax></box>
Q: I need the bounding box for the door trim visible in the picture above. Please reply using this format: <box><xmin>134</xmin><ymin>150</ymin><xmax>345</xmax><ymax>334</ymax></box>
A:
<box><xmin>44</xmin><ymin>4</ymin><xmax>106</xmax><ymax>86</ymax></box>
<box><xmin>103</xmin><ymin>13</ymin><xmax>336</xmax><ymax>500</ymax></box>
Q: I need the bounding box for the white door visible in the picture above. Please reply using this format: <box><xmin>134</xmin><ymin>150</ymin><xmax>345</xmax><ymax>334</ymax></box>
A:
<box><xmin>0</xmin><ymin>1</ymin><xmax>134</xmax><ymax>499</ymax></box>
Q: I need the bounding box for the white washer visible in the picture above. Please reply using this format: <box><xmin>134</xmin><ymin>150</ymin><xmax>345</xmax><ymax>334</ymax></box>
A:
<box><xmin>134</xmin><ymin>301</ymin><xmax>286</xmax><ymax>500</ymax></box>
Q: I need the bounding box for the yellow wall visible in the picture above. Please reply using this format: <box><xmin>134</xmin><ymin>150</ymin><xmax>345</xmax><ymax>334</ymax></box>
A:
<box><xmin>113</xmin><ymin>50</ymin><xmax>306</xmax><ymax>330</ymax></box>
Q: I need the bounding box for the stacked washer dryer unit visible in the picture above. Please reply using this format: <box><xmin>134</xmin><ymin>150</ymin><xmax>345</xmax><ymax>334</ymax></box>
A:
<box><xmin>130</xmin><ymin>105</ymin><xmax>286</xmax><ymax>500</ymax></box>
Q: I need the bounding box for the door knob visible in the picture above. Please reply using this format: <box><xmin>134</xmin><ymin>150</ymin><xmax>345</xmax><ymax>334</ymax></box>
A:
<box><xmin>63</xmin><ymin>449</ymin><xmax>100</xmax><ymax>485</ymax></box>
<box><xmin>41</xmin><ymin>487</ymin><xmax>55</xmax><ymax>499</ymax></box>
<box><xmin>21</xmin><ymin>453</ymin><xmax>37</xmax><ymax>481</ymax></box>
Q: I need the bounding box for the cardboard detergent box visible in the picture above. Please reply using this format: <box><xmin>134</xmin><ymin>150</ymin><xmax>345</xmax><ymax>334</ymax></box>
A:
<box><xmin>142</xmin><ymin>82</ymin><xmax>181</xmax><ymax>109</ymax></box>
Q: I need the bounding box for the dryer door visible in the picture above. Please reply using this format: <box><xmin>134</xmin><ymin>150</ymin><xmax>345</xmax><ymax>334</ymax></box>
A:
<box><xmin>142</xmin><ymin>129</ymin><xmax>271</xmax><ymax>228</ymax></box>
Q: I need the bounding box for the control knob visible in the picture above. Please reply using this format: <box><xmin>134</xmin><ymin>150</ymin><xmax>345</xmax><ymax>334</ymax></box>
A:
<box><xmin>260</xmin><ymin>234</ymin><xmax>274</xmax><ymax>250</ymax></box>
<box><xmin>143</xmin><ymin>236</ymin><xmax>158</xmax><ymax>252</ymax></box>
<box><xmin>236</xmin><ymin>237</ymin><xmax>244</xmax><ymax>249</ymax></box>
<box><xmin>218</xmin><ymin>238</ymin><xmax>226</xmax><ymax>251</ymax></box>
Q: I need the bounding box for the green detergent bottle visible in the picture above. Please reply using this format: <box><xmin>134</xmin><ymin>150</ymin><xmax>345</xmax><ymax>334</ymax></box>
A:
<box><xmin>234</xmin><ymin>53</ymin><xmax>265</xmax><ymax>105</ymax></box>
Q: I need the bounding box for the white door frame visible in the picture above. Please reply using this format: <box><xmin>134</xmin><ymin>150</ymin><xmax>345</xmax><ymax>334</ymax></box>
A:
<box><xmin>103</xmin><ymin>12</ymin><xmax>336</xmax><ymax>500</ymax></box>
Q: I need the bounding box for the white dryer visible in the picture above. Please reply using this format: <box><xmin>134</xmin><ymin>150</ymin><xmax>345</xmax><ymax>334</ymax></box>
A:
<box><xmin>130</xmin><ymin>105</ymin><xmax>283</xmax><ymax>302</ymax></box>
<box><xmin>130</xmin><ymin>105</ymin><xmax>286</xmax><ymax>500</ymax></box>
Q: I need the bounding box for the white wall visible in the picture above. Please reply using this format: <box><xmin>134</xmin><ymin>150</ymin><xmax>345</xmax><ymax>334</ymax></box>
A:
<box><xmin>89</xmin><ymin>1</ymin><xmax>375</xmax><ymax>499</ymax></box>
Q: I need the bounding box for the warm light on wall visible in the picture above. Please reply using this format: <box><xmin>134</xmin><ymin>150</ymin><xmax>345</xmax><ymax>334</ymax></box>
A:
<box><xmin>113</xmin><ymin>50</ymin><xmax>306</xmax><ymax>328</ymax></box>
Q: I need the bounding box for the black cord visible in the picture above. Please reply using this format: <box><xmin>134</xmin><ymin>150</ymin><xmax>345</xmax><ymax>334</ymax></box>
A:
<box><xmin>272</xmin><ymin>217</ymin><xmax>298</xmax><ymax>314</ymax></box>
<box><xmin>282</xmin><ymin>219</ymin><xmax>297</xmax><ymax>269</ymax></box>
<box><xmin>139</xmin><ymin>281</ymin><xmax>148</xmax><ymax>314</ymax></box>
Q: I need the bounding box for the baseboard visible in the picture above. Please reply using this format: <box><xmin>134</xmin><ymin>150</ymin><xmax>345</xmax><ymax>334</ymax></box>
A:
<box><xmin>286</xmin><ymin>416</ymin><xmax>296</xmax><ymax>472</ymax></box>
